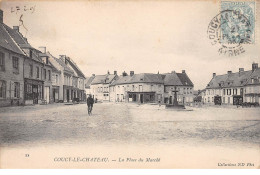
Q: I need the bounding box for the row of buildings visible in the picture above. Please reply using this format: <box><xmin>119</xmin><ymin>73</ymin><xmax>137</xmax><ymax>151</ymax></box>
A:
<box><xmin>201</xmin><ymin>62</ymin><xmax>260</xmax><ymax>105</ymax></box>
<box><xmin>85</xmin><ymin>70</ymin><xmax>195</xmax><ymax>105</ymax></box>
<box><xmin>0</xmin><ymin>10</ymin><xmax>86</xmax><ymax>107</ymax></box>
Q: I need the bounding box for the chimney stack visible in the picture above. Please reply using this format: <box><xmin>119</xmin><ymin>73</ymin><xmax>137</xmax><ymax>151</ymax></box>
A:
<box><xmin>114</xmin><ymin>71</ymin><xmax>117</xmax><ymax>75</ymax></box>
<box><xmin>122</xmin><ymin>71</ymin><xmax>127</xmax><ymax>77</ymax></box>
<box><xmin>0</xmin><ymin>9</ymin><xmax>3</xmax><ymax>23</ymax></box>
<box><xmin>107</xmin><ymin>70</ymin><xmax>110</xmax><ymax>75</ymax></box>
<box><xmin>130</xmin><ymin>71</ymin><xmax>134</xmax><ymax>77</ymax></box>
<box><xmin>252</xmin><ymin>62</ymin><xmax>258</xmax><ymax>71</ymax></box>
<box><xmin>182</xmin><ymin>70</ymin><xmax>186</xmax><ymax>74</ymax></box>
<box><xmin>92</xmin><ymin>74</ymin><xmax>95</xmax><ymax>77</ymax></box>
<box><xmin>213</xmin><ymin>73</ymin><xmax>216</xmax><ymax>78</ymax></box>
<box><xmin>239</xmin><ymin>68</ymin><xmax>244</xmax><ymax>72</ymax></box>
<box><xmin>227</xmin><ymin>71</ymin><xmax>232</xmax><ymax>75</ymax></box>
<box><xmin>13</xmin><ymin>26</ymin><xmax>19</xmax><ymax>32</ymax></box>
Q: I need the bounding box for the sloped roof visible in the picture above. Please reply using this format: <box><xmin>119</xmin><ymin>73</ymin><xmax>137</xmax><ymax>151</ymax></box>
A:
<box><xmin>176</xmin><ymin>73</ymin><xmax>194</xmax><ymax>86</ymax></box>
<box><xmin>207</xmin><ymin>74</ymin><xmax>228</xmax><ymax>89</ymax></box>
<box><xmin>224</xmin><ymin>70</ymin><xmax>252</xmax><ymax>87</ymax></box>
<box><xmin>66</xmin><ymin>58</ymin><xmax>86</xmax><ymax>79</ymax></box>
<box><xmin>247</xmin><ymin>68</ymin><xmax>260</xmax><ymax>85</ymax></box>
<box><xmin>4</xmin><ymin>24</ymin><xmax>42</xmax><ymax>62</ymax></box>
<box><xmin>91</xmin><ymin>74</ymin><xmax>117</xmax><ymax>85</ymax></box>
<box><xmin>85</xmin><ymin>76</ymin><xmax>95</xmax><ymax>88</ymax></box>
<box><xmin>0</xmin><ymin>23</ymin><xmax>25</xmax><ymax>55</ymax></box>
<box><xmin>111</xmin><ymin>72</ymin><xmax>194</xmax><ymax>86</ymax></box>
<box><xmin>163</xmin><ymin>72</ymin><xmax>183</xmax><ymax>86</ymax></box>
<box><xmin>47</xmin><ymin>52</ymin><xmax>74</xmax><ymax>74</ymax></box>
<box><xmin>207</xmin><ymin>70</ymin><xmax>253</xmax><ymax>89</ymax></box>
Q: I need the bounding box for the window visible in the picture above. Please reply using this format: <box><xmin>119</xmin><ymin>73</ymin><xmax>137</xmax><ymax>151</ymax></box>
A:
<box><xmin>132</xmin><ymin>85</ymin><xmax>135</xmax><ymax>91</ymax></box>
<box><xmin>12</xmin><ymin>56</ymin><xmax>19</xmax><ymax>72</ymax></box>
<box><xmin>0</xmin><ymin>52</ymin><xmax>5</xmax><ymax>71</ymax></box>
<box><xmin>0</xmin><ymin>80</ymin><xmax>6</xmax><ymax>98</ymax></box>
<box><xmin>139</xmin><ymin>85</ymin><xmax>143</xmax><ymax>92</ymax></box>
<box><xmin>29</xmin><ymin>64</ymin><xmax>33</xmax><ymax>77</ymax></box>
<box><xmin>184</xmin><ymin>88</ymin><xmax>186</xmax><ymax>94</ymax></box>
<box><xmin>14</xmin><ymin>82</ymin><xmax>20</xmax><ymax>98</ymax></box>
<box><xmin>44</xmin><ymin>69</ymin><xmax>46</xmax><ymax>79</ymax></box>
<box><xmin>223</xmin><ymin>89</ymin><xmax>226</xmax><ymax>95</ymax></box>
<box><xmin>48</xmin><ymin>70</ymin><xmax>51</xmax><ymax>80</ymax></box>
<box><xmin>56</xmin><ymin>75</ymin><xmax>58</xmax><ymax>84</ymax></box>
<box><xmin>36</xmin><ymin>67</ymin><xmax>39</xmax><ymax>78</ymax></box>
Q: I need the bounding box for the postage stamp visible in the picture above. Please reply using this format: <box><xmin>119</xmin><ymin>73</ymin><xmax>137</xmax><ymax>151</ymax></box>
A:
<box><xmin>220</xmin><ymin>1</ymin><xmax>255</xmax><ymax>44</ymax></box>
<box><xmin>207</xmin><ymin>1</ymin><xmax>256</xmax><ymax>56</ymax></box>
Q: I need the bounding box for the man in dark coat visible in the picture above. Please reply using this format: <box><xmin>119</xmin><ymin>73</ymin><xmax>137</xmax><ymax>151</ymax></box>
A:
<box><xmin>87</xmin><ymin>94</ymin><xmax>94</xmax><ymax>115</ymax></box>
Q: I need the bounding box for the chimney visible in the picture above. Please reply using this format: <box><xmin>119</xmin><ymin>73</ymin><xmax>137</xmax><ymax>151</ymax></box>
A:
<box><xmin>0</xmin><ymin>9</ymin><xmax>3</xmax><ymax>23</ymax></box>
<box><xmin>182</xmin><ymin>70</ymin><xmax>186</xmax><ymax>74</ymax></box>
<box><xmin>114</xmin><ymin>71</ymin><xmax>117</xmax><ymax>75</ymax></box>
<box><xmin>227</xmin><ymin>71</ymin><xmax>232</xmax><ymax>75</ymax></box>
<box><xmin>107</xmin><ymin>70</ymin><xmax>110</xmax><ymax>75</ymax></box>
<box><xmin>122</xmin><ymin>71</ymin><xmax>127</xmax><ymax>77</ymax></box>
<box><xmin>130</xmin><ymin>71</ymin><xmax>134</xmax><ymax>77</ymax></box>
<box><xmin>239</xmin><ymin>68</ymin><xmax>244</xmax><ymax>72</ymax></box>
<box><xmin>13</xmin><ymin>26</ymin><xmax>19</xmax><ymax>32</ymax></box>
<box><xmin>92</xmin><ymin>74</ymin><xmax>95</xmax><ymax>77</ymax></box>
<box><xmin>213</xmin><ymin>73</ymin><xmax>216</xmax><ymax>78</ymax></box>
<box><xmin>39</xmin><ymin>46</ymin><xmax>46</xmax><ymax>53</ymax></box>
<box><xmin>252</xmin><ymin>62</ymin><xmax>258</xmax><ymax>71</ymax></box>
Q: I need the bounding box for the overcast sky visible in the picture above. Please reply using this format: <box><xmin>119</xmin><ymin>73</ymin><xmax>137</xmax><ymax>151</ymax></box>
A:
<box><xmin>1</xmin><ymin>0</ymin><xmax>259</xmax><ymax>89</ymax></box>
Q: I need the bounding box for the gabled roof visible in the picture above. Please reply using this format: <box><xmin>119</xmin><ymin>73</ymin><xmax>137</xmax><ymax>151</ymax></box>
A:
<box><xmin>110</xmin><ymin>72</ymin><xmax>194</xmax><ymax>86</ymax></box>
<box><xmin>247</xmin><ymin>68</ymin><xmax>260</xmax><ymax>85</ymax></box>
<box><xmin>163</xmin><ymin>71</ymin><xmax>193</xmax><ymax>86</ymax></box>
<box><xmin>0</xmin><ymin>23</ymin><xmax>25</xmax><ymax>55</ymax></box>
<box><xmin>4</xmin><ymin>24</ymin><xmax>42</xmax><ymax>62</ymax></box>
<box><xmin>47</xmin><ymin>52</ymin><xmax>74</xmax><ymax>74</ymax></box>
<box><xmin>176</xmin><ymin>73</ymin><xmax>194</xmax><ymax>86</ymax></box>
<box><xmin>66</xmin><ymin>58</ymin><xmax>86</xmax><ymax>79</ymax></box>
<box><xmin>85</xmin><ymin>76</ymin><xmax>95</xmax><ymax>88</ymax></box>
<box><xmin>91</xmin><ymin>74</ymin><xmax>117</xmax><ymax>85</ymax></box>
<box><xmin>207</xmin><ymin>69</ymin><xmax>254</xmax><ymax>89</ymax></box>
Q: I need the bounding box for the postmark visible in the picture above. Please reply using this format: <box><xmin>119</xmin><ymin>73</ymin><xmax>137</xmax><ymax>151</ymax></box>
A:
<box><xmin>207</xmin><ymin>1</ymin><xmax>256</xmax><ymax>56</ymax></box>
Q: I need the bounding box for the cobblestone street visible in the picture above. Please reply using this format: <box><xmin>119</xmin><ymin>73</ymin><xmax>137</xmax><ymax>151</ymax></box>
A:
<box><xmin>0</xmin><ymin>103</ymin><xmax>259</xmax><ymax>148</ymax></box>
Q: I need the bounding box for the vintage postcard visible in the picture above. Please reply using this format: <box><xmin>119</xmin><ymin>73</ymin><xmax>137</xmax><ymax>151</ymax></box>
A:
<box><xmin>0</xmin><ymin>0</ymin><xmax>259</xmax><ymax>169</ymax></box>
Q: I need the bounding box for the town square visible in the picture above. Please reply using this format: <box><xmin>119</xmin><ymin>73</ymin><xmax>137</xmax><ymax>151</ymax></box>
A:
<box><xmin>0</xmin><ymin>0</ymin><xmax>259</xmax><ymax>170</ymax></box>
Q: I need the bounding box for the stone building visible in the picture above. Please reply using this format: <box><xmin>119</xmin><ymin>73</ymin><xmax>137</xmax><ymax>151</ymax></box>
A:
<box><xmin>205</xmin><ymin>63</ymin><xmax>259</xmax><ymax>105</ymax></box>
<box><xmin>90</xmin><ymin>71</ymin><xmax>118</xmax><ymax>102</ymax></box>
<box><xmin>0</xmin><ymin>11</ymin><xmax>25</xmax><ymax>107</ymax></box>
<box><xmin>244</xmin><ymin>63</ymin><xmax>260</xmax><ymax>103</ymax></box>
<box><xmin>5</xmin><ymin>25</ymin><xmax>54</xmax><ymax>104</ymax></box>
<box><xmin>109</xmin><ymin>70</ymin><xmax>194</xmax><ymax>104</ymax></box>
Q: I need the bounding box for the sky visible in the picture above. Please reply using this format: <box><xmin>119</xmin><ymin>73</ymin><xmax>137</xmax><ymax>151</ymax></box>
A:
<box><xmin>1</xmin><ymin>0</ymin><xmax>259</xmax><ymax>90</ymax></box>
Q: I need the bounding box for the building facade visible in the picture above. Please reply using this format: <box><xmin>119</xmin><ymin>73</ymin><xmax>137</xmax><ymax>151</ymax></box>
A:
<box><xmin>90</xmin><ymin>72</ymin><xmax>118</xmax><ymax>102</ymax></box>
<box><xmin>0</xmin><ymin>15</ymin><xmax>25</xmax><ymax>107</ymax></box>
<box><xmin>109</xmin><ymin>70</ymin><xmax>194</xmax><ymax>104</ymax></box>
<box><xmin>205</xmin><ymin>63</ymin><xmax>260</xmax><ymax>105</ymax></box>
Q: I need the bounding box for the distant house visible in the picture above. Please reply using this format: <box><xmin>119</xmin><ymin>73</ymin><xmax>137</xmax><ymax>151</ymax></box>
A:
<box><xmin>85</xmin><ymin>75</ymin><xmax>95</xmax><ymax>97</ymax></box>
<box><xmin>110</xmin><ymin>71</ymin><xmax>164</xmax><ymax>103</ymax></box>
<box><xmin>204</xmin><ymin>63</ymin><xmax>260</xmax><ymax>105</ymax></box>
<box><xmin>109</xmin><ymin>70</ymin><xmax>194</xmax><ymax>104</ymax></box>
<box><xmin>90</xmin><ymin>71</ymin><xmax>118</xmax><ymax>102</ymax></box>
<box><xmin>63</xmin><ymin>56</ymin><xmax>86</xmax><ymax>101</ymax></box>
<box><xmin>162</xmin><ymin>70</ymin><xmax>194</xmax><ymax>104</ymax></box>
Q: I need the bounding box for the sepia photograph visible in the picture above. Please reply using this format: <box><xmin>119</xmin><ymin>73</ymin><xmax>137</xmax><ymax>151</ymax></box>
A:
<box><xmin>0</xmin><ymin>0</ymin><xmax>259</xmax><ymax>169</ymax></box>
